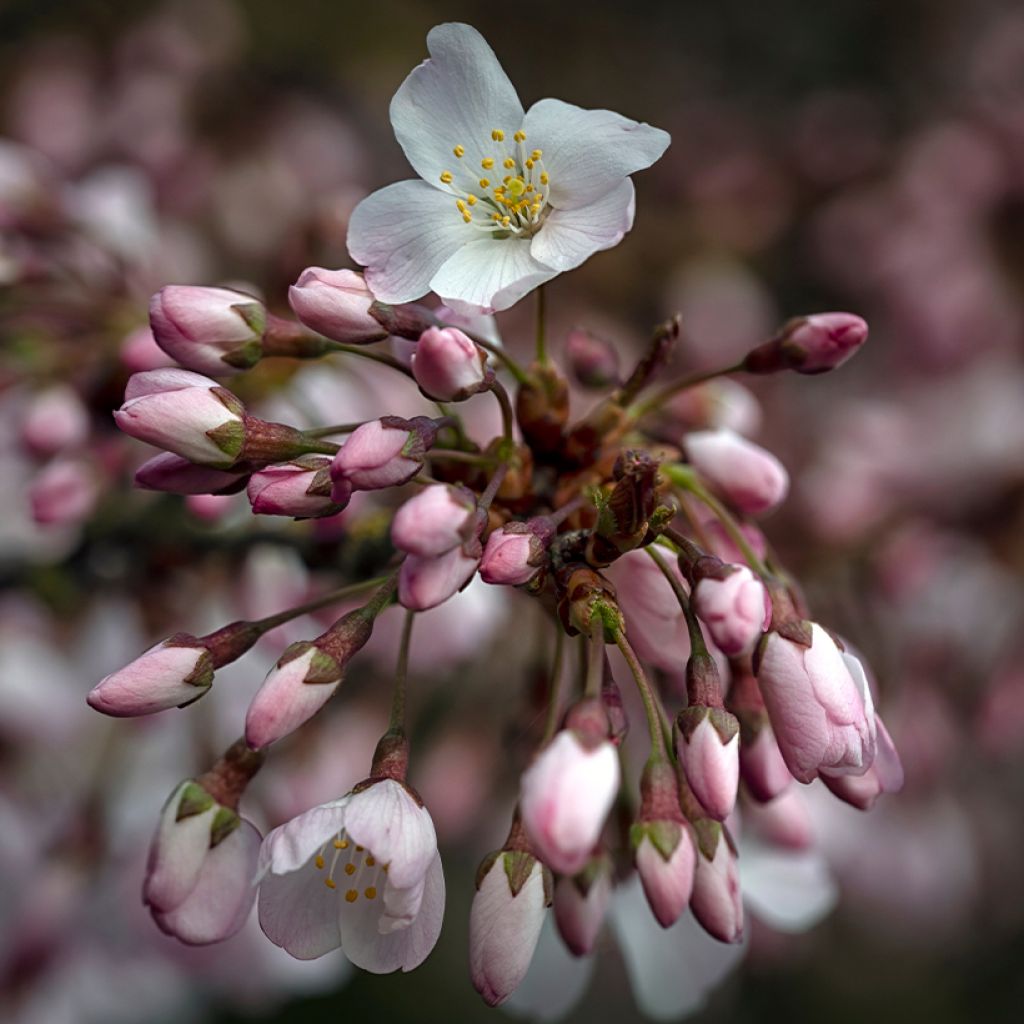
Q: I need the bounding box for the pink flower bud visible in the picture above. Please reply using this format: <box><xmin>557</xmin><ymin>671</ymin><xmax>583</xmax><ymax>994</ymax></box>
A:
<box><xmin>398</xmin><ymin>544</ymin><xmax>481</xmax><ymax>611</ymax></box>
<box><xmin>691</xmin><ymin>823</ymin><xmax>743</xmax><ymax>943</ymax></box>
<box><xmin>565</xmin><ymin>327</ymin><xmax>620</xmax><ymax>389</ymax></box>
<box><xmin>675</xmin><ymin>706</ymin><xmax>740</xmax><ymax>821</ymax></box>
<box><xmin>87</xmin><ymin>636</ymin><xmax>214</xmax><ymax>717</ymax></box>
<box><xmin>755</xmin><ymin>623</ymin><xmax>876</xmax><ymax>783</ymax></box>
<box><xmin>149</xmin><ymin>285</ymin><xmax>266</xmax><ymax>376</ymax></box>
<box><xmin>744</xmin><ymin>787</ymin><xmax>815</xmax><ymax>850</ymax></box>
<box><xmin>691</xmin><ymin>565</ymin><xmax>771</xmax><ymax>656</ymax></box>
<box><xmin>391</xmin><ymin>484</ymin><xmax>477</xmax><ymax>557</ymax></box>
<box><xmin>20</xmin><ymin>386</ymin><xmax>90</xmax><ymax>458</ymax></box>
<box><xmin>470</xmin><ymin>851</ymin><xmax>550</xmax><ymax>1007</ymax></box>
<box><xmin>745</xmin><ymin>313</ymin><xmax>868</xmax><ymax>375</ymax></box>
<box><xmin>740</xmin><ymin>724</ymin><xmax>793</xmax><ymax>802</ymax></box>
<box><xmin>120</xmin><ymin>325</ymin><xmax>173</xmax><ymax>372</ymax></box>
<box><xmin>553</xmin><ymin>857</ymin><xmax>612</xmax><ymax>955</ymax></box>
<box><xmin>28</xmin><ymin>457</ymin><xmax>98</xmax><ymax>526</ymax></box>
<box><xmin>665</xmin><ymin>379</ymin><xmax>762</xmax><ymax>435</ymax></box>
<box><xmin>480</xmin><ymin>521</ymin><xmax>548</xmax><ymax>586</ymax></box>
<box><xmin>634</xmin><ymin>822</ymin><xmax>696</xmax><ymax>928</ymax></box>
<box><xmin>247</xmin><ymin>457</ymin><xmax>348</xmax><ymax>519</ymax></box>
<box><xmin>684</xmin><ymin>429</ymin><xmax>789</xmax><ymax>516</ymax></box>
<box><xmin>287</xmin><ymin>267</ymin><xmax>387</xmax><ymax>344</ymax></box>
<box><xmin>411</xmin><ymin>326</ymin><xmax>489</xmax><ymax>401</ymax></box>
<box><xmin>145</xmin><ymin>779</ymin><xmax>260</xmax><ymax>945</ymax></box>
<box><xmin>114</xmin><ymin>369</ymin><xmax>245</xmax><ymax>468</ymax></box>
<box><xmin>520</xmin><ymin>730</ymin><xmax>620</xmax><ymax>875</ymax></box>
<box><xmin>700</xmin><ymin>517</ymin><xmax>768</xmax><ymax>565</ymax></box>
<box><xmin>331</xmin><ymin>416</ymin><xmax>437</xmax><ymax>493</ymax></box>
<box><xmin>135</xmin><ymin>452</ymin><xmax>248</xmax><ymax>495</ymax></box>
<box><xmin>186</xmin><ymin>493</ymin><xmax>236</xmax><ymax>522</ymax></box>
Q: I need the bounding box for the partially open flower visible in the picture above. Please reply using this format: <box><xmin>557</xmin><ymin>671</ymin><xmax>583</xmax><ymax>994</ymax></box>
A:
<box><xmin>258</xmin><ymin>777</ymin><xmax>444</xmax><ymax>972</ymax></box>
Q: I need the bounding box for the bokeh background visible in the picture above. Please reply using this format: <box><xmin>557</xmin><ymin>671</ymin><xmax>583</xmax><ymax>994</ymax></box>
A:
<box><xmin>2</xmin><ymin>1</ymin><xmax>1024</xmax><ymax>1022</ymax></box>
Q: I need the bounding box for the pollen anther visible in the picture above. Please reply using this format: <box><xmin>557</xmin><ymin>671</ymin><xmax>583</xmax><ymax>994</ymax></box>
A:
<box><xmin>453</xmin><ymin>145</ymin><xmax>465</xmax><ymax>158</ymax></box>
<box><xmin>440</xmin><ymin>171</ymin><xmax>453</xmax><ymax>184</ymax></box>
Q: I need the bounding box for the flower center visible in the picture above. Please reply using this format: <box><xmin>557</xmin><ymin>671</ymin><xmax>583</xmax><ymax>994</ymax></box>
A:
<box><xmin>314</xmin><ymin>829</ymin><xmax>388</xmax><ymax>904</ymax></box>
<box><xmin>438</xmin><ymin>128</ymin><xmax>551</xmax><ymax>237</ymax></box>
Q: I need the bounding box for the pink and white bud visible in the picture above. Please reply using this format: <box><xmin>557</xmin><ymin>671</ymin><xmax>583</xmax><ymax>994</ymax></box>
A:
<box><xmin>745</xmin><ymin>312</ymin><xmax>868</xmax><ymax>375</ymax></box>
<box><xmin>28</xmin><ymin>457</ymin><xmax>99</xmax><ymax>526</ymax></box>
<box><xmin>391</xmin><ymin>484</ymin><xmax>476</xmax><ymax>557</ymax></box>
<box><xmin>480</xmin><ymin>521</ymin><xmax>549</xmax><ymax>586</ymax></box>
<box><xmin>288</xmin><ymin>267</ymin><xmax>387</xmax><ymax>344</ymax></box>
<box><xmin>20</xmin><ymin>386</ymin><xmax>90</xmax><ymax>458</ymax></box>
<box><xmin>665</xmin><ymin>379</ymin><xmax>763</xmax><ymax>436</ymax></box>
<box><xmin>87</xmin><ymin>636</ymin><xmax>213</xmax><ymax>717</ymax></box>
<box><xmin>331</xmin><ymin>416</ymin><xmax>437</xmax><ymax>494</ymax></box>
<box><xmin>247</xmin><ymin>457</ymin><xmax>347</xmax><ymax>519</ymax></box>
<box><xmin>553</xmin><ymin>857</ymin><xmax>612</xmax><ymax>955</ymax></box>
<box><xmin>398</xmin><ymin>545</ymin><xmax>480</xmax><ymax>611</ymax></box>
<box><xmin>740</xmin><ymin>724</ymin><xmax>794</xmax><ymax>802</ymax></box>
<box><xmin>634</xmin><ymin>823</ymin><xmax>696</xmax><ymax>928</ymax></box>
<box><xmin>120</xmin><ymin>325</ymin><xmax>173</xmax><ymax>372</ymax></box>
<box><xmin>470</xmin><ymin>851</ymin><xmax>550</xmax><ymax>1006</ymax></box>
<box><xmin>135</xmin><ymin>452</ymin><xmax>248</xmax><ymax>495</ymax></box>
<box><xmin>684</xmin><ymin>429</ymin><xmax>789</xmax><ymax>516</ymax></box>
<box><xmin>149</xmin><ymin>285</ymin><xmax>266</xmax><ymax>376</ymax></box>
<box><xmin>114</xmin><ymin>369</ymin><xmax>245</xmax><ymax>468</ymax></box>
<box><xmin>691</xmin><ymin>565</ymin><xmax>771</xmax><ymax>656</ymax></box>
<box><xmin>411</xmin><ymin>326</ymin><xmax>489</xmax><ymax>402</ymax></box>
<box><xmin>743</xmin><ymin>787</ymin><xmax>815</xmax><ymax>850</ymax></box>
<box><xmin>756</xmin><ymin>622</ymin><xmax>876</xmax><ymax>783</ymax></box>
<box><xmin>675</xmin><ymin>706</ymin><xmax>740</xmax><ymax>821</ymax></box>
<box><xmin>691</xmin><ymin>823</ymin><xmax>743</xmax><ymax>943</ymax></box>
<box><xmin>519</xmin><ymin>730</ymin><xmax>620</xmax><ymax>875</ymax></box>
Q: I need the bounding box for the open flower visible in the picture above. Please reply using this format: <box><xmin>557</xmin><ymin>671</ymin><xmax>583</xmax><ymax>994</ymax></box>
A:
<box><xmin>348</xmin><ymin>23</ymin><xmax>670</xmax><ymax>314</ymax></box>
<box><xmin>257</xmin><ymin>778</ymin><xmax>444</xmax><ymax>973</ymax></box>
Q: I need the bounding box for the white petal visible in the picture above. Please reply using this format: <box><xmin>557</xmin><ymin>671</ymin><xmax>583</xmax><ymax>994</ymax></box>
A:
<box><xmin>347</xmin><ymin>180</ymin><xmax>470</xmax><ymax>304</ymax></box>
<box><xmin>739</xmin><ymin>840</ymin><xmax>838</xmax><ymax>933</ymax></box>
<box><xmin>530</xmin><ymin>179</ymin><xmax>635</xmax><ymax>273</ymax></box>
<box><xmin>343</xmin><ymin>779</ymin><xmax>437</xmax><ymax>889</ymax></box>
<box><xmin>523</xmin><ymin>98</ymin><xmax>670</xmax><ymax>210</ymax></box>
<box><xmin>257</xmin><ymin>799</ymin><xmax>349</xmax><ymax>878</ymax></box>
<box><xmin>389</xmin><ymin>23</ymin><xmax>524</xmax><ymax>186</ymax></box>
<box><xmin>610</xmin><ymin>876</ymin><xmax>746</xmax><ymax>1022</ymax></box>
<box><xmin>258</xmin><ymin>859</ymin><xmax>342</xmax><ymax>959</ymax></box>
<box><xmin>430</xmin><ymin>237</ymin><xmax>557</xmax><ymax>315</ymax></box>
<box><xmin>338</xmin><ymin>851</ymin><xmax>445</xmax><ymax>973</ymax></box>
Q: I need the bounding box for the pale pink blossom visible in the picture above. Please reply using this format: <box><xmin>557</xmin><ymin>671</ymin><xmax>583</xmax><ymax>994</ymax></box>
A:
<box><xmin>553</xmin><ymin>860</ymin><xmax>611</xmax><ymax>955</ymax></box>
<box><xmin>288</xmin><ymin>267</ymin><xmax>387</xmax><ymax>344</ymax></box>
<box><xmin>691</xmin><ymin>565</ymin><xmax>771</xmax><ymax>656</ymax></box>
<box><xmin>411</xmin><ymin>326</ymin><xmax>488</xmax><ymax>401</ymax></box>
<box><xmin>691</xmin><ymin>825</ymin><xmax>743</xmax><ymax>943</ymax></box>
<box><xmin>20</xmin><ymin>385</ymin><xmax>90</xmax><ymax>457</ymax></box>
<box><xmin>519</xmin><ymin>730</ymin><xmax>620</xmax><ymax>875</ymax></box>
<box><xmin>28</xmin><ymin>457</ymin><xmax>99</xmax><ymax>526</ymax></box>
<box><xmin>87</xmin><ymin>637</ymin><xmax>213</xmax><ymax>717</ymax></box>
<box><xmin>470</xmin><ymin>852</ymin><xmax>549</xmax><ymax>1005</ymax></box>
<box><xmin>685</xmin><ymin>429</ymin><xmax>789</xmax><ymax>516</ymax></box>
<box><xmin>149</xmin><ymin>285</ymin><xmax>265</xmax><ymax>376</ymax></box>
<box><xmin>120</xmin><ymin>324</ymin><xmax>173</xmax><ymax>372</ymax></box>
<box><xmin>391</xmin><ymin>483</ymin><xmax>476</xmax><ymax>557</ymax></box>
<box><xmin>330</xmin><ymin>418</ymin><xmax>430</xmax><ymax>493</ymax></box>
<box><xmin>635</xmin><ymin>825</ymin><xmax>696</xmax><ymax>928</ymax></box>
<box><xmin>257</xmin><ymin>778</ymin><xmax>443</xmax><ymax>972</ymax></box>
<box><xmin>247</xmin><ymin>458</ymin><xmax>347</xmax><ymax>519</ymax></box>
<box><xmin>743</xmin><ymin>788</ymin><xmax>815</xmax><ymax>850</ymax></box>
<box><xmin>398</xmin><ymin>545</ymin><xmax>481</xmax><ymax>611</ymax></box>
<box><xmin>756</xmin><ymin>623</ymin><xmax>876</xmax><ymax>783</ymax></box>
<box><xmin>676</xmin><ymin>707</ymin><xmax>740</xmax><ymax>821</ymax></box>
<box><xmin>739</xmin><ymin>724</ymin><xmax>794</xmax><ymax>802</ymax></box>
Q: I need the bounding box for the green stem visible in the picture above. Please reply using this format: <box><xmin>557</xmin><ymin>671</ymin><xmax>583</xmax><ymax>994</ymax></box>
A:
<box><xmin>490</xmin><ymin>379</ymin><xmax>516</xmax><ymax>445</ymax></box>
<box><xmin>628</xmin><ymin>360</ymin><xmax>745</xmax><ymax>421</ymax></box>
<box><xmin>584</xmin><ymin>626</ymin><xmax>605</xmax><ymax>699</ymax></box>
<box><xmin>535</xmin><ymin>284</ymin><xmax>548</xmax><ymax>365</ymax></box>
<box><xmin>541</xmin><ymin>627</ymin><xmax>567</xmax><ymax>743</ymax></box>
<box><xmin>612</xmin><ymin>627</ymin><xmax>668</xmax><ymax>761</ymax></box>
<box><xmin>252</xmin><ymin>574</ymin><xmax>392</xmax><ymax>633</ymax></box>
<box><xmin>324</xmin><ymin>341</ymin><xmax>415</xmax><ymax>378</ymax></box>
<box><xmin>389</xmin><ymin>609</ymin><xmax>416</xmax><ymax>732</ymax></box>
<box><xmin>645</xmin><ymin>546</ymin><xmax>709</xmax><ymax>657</ymax></box>
<box><xmin>304</xmin><ymin>421</ymin><xmax>366</xmax><ymax>438</ymax></box>
<box><xmin>424</xmin><ymin>448</ymin><xmax>498</xmax><ymax>466</ymax></box>
<box><xmin>477</xmin><ymin>463</ymin><xmax>509</xmax><ymax>513</ymax></box>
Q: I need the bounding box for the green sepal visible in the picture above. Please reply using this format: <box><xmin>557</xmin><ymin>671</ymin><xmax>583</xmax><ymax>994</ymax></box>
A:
<box><xmin>303</xmin><ymin>647</ymin><xmax>342</xmax><ymax>685</ymax></box>
<box><xmin>630</xmin><ymin>819</ymin><xmax>682</xmax><ymax>861</ymax></box>
<box><xmin>175</xmin><ymin>780</ymin><xmax>215</xmax><ymax>821</ymax></box>
<box><xmin>209</xmin><ymin>806</ymin><xmax>241</xmax><ymax>848</ymax></box>
<box><xmin>220</xmin><ymin>337</ymin><xmax>264</xmax><ymax>370</ymax></box>
<box><xmin>206</xmin><ymin>418</ymin><xmax>245</xmax><ymax>461</ymax></box>
<box><xmin>692</xmin><ymin>818</ymin><xmax>723</xmax><ymax>862</ymax></box>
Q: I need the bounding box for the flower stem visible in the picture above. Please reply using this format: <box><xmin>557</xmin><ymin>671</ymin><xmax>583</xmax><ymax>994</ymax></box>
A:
<box><xmin>535</xmin><ymin>284</ymin><xmax>548</xmax><ymax>365</ymax></box>
<box><xmin>304</xmin><ymin>421</ymin><xmax>366</xmax><ymax>438</ymax></box>
<box><xmin>584</xmin><ymin>625</ymin><xmax>605</xmax><ymax>699</ymax></box>
<box><xmin>424</xmin><ymin>448</ymin><xmax>498</xmax><ymax>466</ymax></box>
<box><xmin>612</xmin><ymin>627</ymin><xmax>668</xmax><ymax>761</ymax></box>
<box><xmin>627</xmin><ymin>360</ymin><xmax>745</xmax><ymax>421</ymax></box>
<box><xmin>477</xmin><ymin>463</ymin><xmax>509</xmax><ymax>513</ymax></box>
<box><xmin>490</xmin><ymin>379</ymin><xmax>516</xmax><ymax>445</ymax></box>
<box><xmin>645</xmin><ymin>546</ymin><xmax>709</xmax><ymax>657</ymax></box>
<box><xmin>389</xmin><ymin>609</ymin><xmax>416</xmax><ymax>732</ymax></box>
<box><xmin>541</xmin><ymin>627</ymin><xmax>566</xmax><ymax>744</ymax></box>
<box><xmin>251</xmin><ymin>574</ymin><xmax>392</xmax><ymax>633</ymax></box>
<box><xmin>324</xmin><ymin>341</ymin><xmax>415</xmax><ymax>378</ymax></box>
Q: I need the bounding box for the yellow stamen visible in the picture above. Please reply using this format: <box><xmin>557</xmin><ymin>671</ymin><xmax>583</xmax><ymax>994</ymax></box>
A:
<box><xmin>344</xmin><ymin>863</ymin><xmax>356</xmax><ymax>876</ymax></box>
<box><xmin>503</xmin><ymin>158</ymin><xmax>515</xmax><ymax>169</ymax></box>
<box><xmin>491</xmin><ymin>129</ymin><xmax>505</xmax><ymax>141</ymax></box>
<box><xmin>440</xmin><ymin>171</ymin><xmax>453</xmax><ymax>184</ymax></box>
<box><xmin>525</xmin><ymin>159</ymin><xmax>535</xmax><ymax>170</ymax></box>
<box><xmin>501</xmin><ymin>215</ymin><xmax>511</xmax><ymax>226</ymax></box>
<box><xmin>324</xmin><ymin>878</ymin><xmax>337</xmax><ymax>890</ymax></box>
<box><xmin>365</xmin><ymin>856</ymin><xmax>376</xmax><ymax>867</ymax></box>
<box><xmin>315</xmin><ymin>854</ymin><xmax>325</xmax><ymax>870</ymax></box>
<box><xmin>364</xmin><ymin>886</ymin><xmax>377</xmax><ymax>900</ymax></box>
<box><xmin>531</xmin><ymin>149</ymin><xmax>543</xmax><ymax>160</ymax></box>
<box><xmin>355</xmin><ymin>846</ymin><xmax>364</xmax><ymax>852</ymax></box>
<box><xmin>540</xmin><ymin>172</ymin><xmax>549</xmax><ymax>185</ymax></box>
<box><xmin>462</xmin><ymin>212</ymin><xmax>472</xmax><ymax>223</ymax></box>
<box><xmin>514</xmin><ymin>130</ymin><xmax>527</xmax><ymax>143</ymax></box>
<box><xmin>456</xmin><ymin>199</ymin><xmax>467</xmax><ymax>213</ymax></box>
<box><xmin>345</xmin><ymin>889</ymin><xmax>358</xmax><ymax>902</ymax></box>
<box><xmin>333</xmin><ymin>838</ymin><xmax>345</xmax><ymax>850</ymax></box>
<box><xmin>453</xmin><ymin>144</ymin><xmax>465</xmax><ymax>158</ymax></box>
<box><xmin>479</xmin><ymin>177</ymin><xmax>490</xmax><ymax>188</ymax></box>
<box><xmin>481</xmin><ymin>157</ymin><xmax>494</xmax><ymax>169</ymax></box>
<box><xmin>466</xmin><ymin>194</ymin><xmax>477</xmax><ymax>206</ymax></box>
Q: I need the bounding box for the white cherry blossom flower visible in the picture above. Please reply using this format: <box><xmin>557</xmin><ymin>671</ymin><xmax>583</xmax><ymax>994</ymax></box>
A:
<box><xmin>348</xmin><ymin>23</ymin><xmax>670</xmax><ymax>314</ymax></box>
<box><xmin>257</xmin><ymin>778</ymin><xmax>444</xmax><ymax>973</ymax></box>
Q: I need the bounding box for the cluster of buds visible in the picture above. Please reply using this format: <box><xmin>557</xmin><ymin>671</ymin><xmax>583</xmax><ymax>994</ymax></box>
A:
<box><xmin>92</xmin><ymin>240</ymin><xmax>895</xmax><ymax>1002</ymax></box>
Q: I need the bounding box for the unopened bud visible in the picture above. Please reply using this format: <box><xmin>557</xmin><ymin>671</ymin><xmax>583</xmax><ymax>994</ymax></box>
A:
<box><xmin>247</xmin><ymin>457</ymin><xmax>347</xmax><ymax>519</ymax></box>
<box><xmin>412</xmin><ymin>326</ymin><xmax>490</xmax><ymax>401</ymax></box>
<box><xmin>743</xmin><ymin>312</ymin><xmax>868</xmax><ymax>375</ymax></box>
<box><xmin>566</xmin><ymin>327</ymin><xmax>620</xmax><ymax>389</ymax></box>
<box><xmin>287</xmin><ymin>267</ymin><xmax>388</xmax><ymax>344</ymax></box>
<box><xmin>330</xmin><ymin>415</ymin><xmax>440</xmax><ymax>493</ymax></box>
